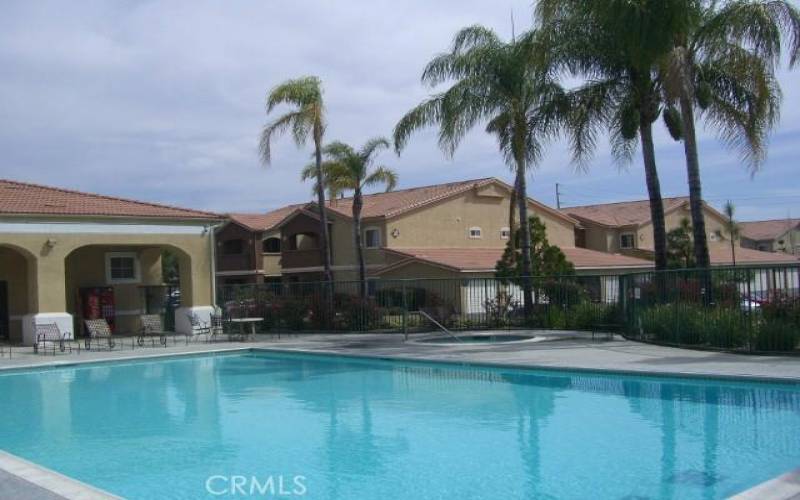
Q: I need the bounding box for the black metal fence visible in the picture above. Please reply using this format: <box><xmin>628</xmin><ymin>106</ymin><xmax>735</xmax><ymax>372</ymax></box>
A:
<box><xmin>216</xmin><ymin>264</ymin><xmax>800</xmax><ymax>353</ymax></box>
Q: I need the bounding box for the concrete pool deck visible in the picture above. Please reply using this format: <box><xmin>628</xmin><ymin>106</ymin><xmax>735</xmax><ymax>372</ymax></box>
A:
<box><xmin>1</xmin><ymin>330</ymin><xmax>800</xmax><ymax>381</ymax></box>
<box><xmin>2</xmin><ymin>330</ymin><xmax>800</xmax><ymax>499</ymax></box>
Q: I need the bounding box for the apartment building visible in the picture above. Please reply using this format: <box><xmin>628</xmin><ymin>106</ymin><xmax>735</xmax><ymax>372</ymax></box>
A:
<box><xmin>740</xmin><ymin>218</ymin><xmax>800</xmax><ymax>255</ymax></box>
<box><xmin>564</xmin><ymin>197</ymin><xmax>799</xmax><ymax>266</ymax></box>
<box><xmin>216</xmin><ymin>177</ymin><xmax>652</xmax><ymax>284</ymax></box>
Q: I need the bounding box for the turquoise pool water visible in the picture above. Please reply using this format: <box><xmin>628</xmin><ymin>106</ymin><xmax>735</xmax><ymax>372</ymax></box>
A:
<box><xmin>1</xmin><ymin>351</ymin><xmax>799</xmax><ymax>499</ymax></box>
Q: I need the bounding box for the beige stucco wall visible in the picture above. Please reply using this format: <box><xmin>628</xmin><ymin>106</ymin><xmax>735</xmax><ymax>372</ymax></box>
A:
<box><xmin>0</xmin><ymin>218</ymin><xmax>215</xmax><ymax>341</ymax></box>
<box><xmin>384</xmin><ymin>188</ymin><xmax>575</xmax><ymax>250</ymax></box>
<box><xmin>637</xmin><ymin>205</ymin><xmax>727</xmax><ymax>250</ymax></box>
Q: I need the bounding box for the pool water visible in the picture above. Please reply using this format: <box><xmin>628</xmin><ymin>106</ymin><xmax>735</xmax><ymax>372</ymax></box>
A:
<box><xmin>1</xmin><ymin>352</ymin><xmax>799</xmax><ymax>499</ymax></box>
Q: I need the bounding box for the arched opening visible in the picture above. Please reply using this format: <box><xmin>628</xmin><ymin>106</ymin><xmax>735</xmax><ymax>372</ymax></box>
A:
<box><xmin>262</xmin><ymin>237</ymin><xmax>281</xmax><ymax>254</ymax></box>
<box><xmin>0</xmin><ymin>244</ymin><xmax>37</xmax><ymax>343</ymax></box>
<box><xmin>64</xmin><ymin>244</ymin><xmax>193</xmax><ymax>337</ymax></box>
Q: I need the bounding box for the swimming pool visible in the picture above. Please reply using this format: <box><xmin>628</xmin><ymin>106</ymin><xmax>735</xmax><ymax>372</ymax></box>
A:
<box><xmin>1</xmin><ymin>351</ymin><xmax>799</xmax><ymax>499</ymax></box>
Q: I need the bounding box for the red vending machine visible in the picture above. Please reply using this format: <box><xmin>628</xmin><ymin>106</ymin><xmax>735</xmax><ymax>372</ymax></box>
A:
<box><xmin>78</xmin><ymin>287</ymin><xmax>116</xmax><ymax>335</ymax></box>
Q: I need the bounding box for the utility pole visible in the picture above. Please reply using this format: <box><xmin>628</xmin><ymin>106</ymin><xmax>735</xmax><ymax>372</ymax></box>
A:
<box><xmin>555</xmin><ymin>183</ymin><xmax>562</xmax><ymax>209</ymax></box>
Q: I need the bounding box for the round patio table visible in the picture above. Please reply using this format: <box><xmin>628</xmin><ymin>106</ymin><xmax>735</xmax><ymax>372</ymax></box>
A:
<box><xmin>228</xmin><ymin>317</ymin><xmax>263</xmax><ymax>340</ymax></box>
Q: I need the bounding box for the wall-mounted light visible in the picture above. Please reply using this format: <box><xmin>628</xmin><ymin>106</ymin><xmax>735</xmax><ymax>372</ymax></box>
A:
<box><xmin>45</xmin><ymin>238</ymin><xmax>57</xmax><ymax>249</ymax></box>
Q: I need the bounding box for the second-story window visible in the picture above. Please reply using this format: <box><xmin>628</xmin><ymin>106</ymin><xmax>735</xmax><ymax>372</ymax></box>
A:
<box><xmin>262</xmin><ymin>237</ymin><xmax>281</xmax><ymax>254</ymax></box>
<box><xmin>222</xmin><ymin>239</ymin><xmax>244</xmax><ymax>255</ymax></box>
<box><xmin>469</xmin><ymin>227</ymin><xmax>482</xmax><ymax>239</ymax></box>
<box><xmin>620</xmin><ymin>233</ymin><xmax>635</xmax><ymax>249</ymax></box>
<box><xmin>364</xmin><ymin>228</ymin><xmax>381</xmax><ymax>248</ymax></box>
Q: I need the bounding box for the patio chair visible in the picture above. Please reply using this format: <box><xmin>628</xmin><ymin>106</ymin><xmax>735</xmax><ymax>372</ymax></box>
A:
<box><xmin>84</xmin><ymin>318</ymin><xmax>116</xmax><ymax>350</ymax></box>
<box><xmin>138</xmin><ymin>314</ymin><xmax>173</xmax><ymax>347</ymax></box>
<box><xmin>187</xmin><ymin>313</ymin><xmax>212</xmax><ymax>344</ymax></box>
<box><xmin>33</xmin><ymin>322</ymin><xmax>72</xmax><ymax>355</ymax></box>
<box><xmin>209</xmin><ymin>313</ymin><xmax>227</xmax><ymax>343</ymax></box>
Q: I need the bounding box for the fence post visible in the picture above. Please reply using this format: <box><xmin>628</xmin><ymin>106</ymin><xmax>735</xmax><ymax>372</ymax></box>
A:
<box><xmin>401</xmin><ymin>280</ymin><xmax>408</xmax><ymax>341</ymax></box>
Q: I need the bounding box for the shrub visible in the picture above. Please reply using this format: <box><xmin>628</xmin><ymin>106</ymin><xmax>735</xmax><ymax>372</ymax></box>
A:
<box><xmin>695</xmin><ymin>307</ymin><xmax>748</xmax><ymax>349</ymax></box>
<box><xmin>540</xmin><ymin>279</ymin><xmax>588</xmax><ymax>307</ymax></box>
<box><xmin>565</xmin><ymin>302</ymin><xmax>619</xmax><ymax>330</ymax></box>
<box><xmin>638</xmin><ymin>304</ymin><xmax>702</xmax><ymax>344</ymax></box>
<box><xmin>755</xmin><ymin>319</ymin><xmax>798</xmax><ymax>352</ymax></box>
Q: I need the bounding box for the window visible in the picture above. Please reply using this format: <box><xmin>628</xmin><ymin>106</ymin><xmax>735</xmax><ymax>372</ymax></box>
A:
<box><xmin>364</xmin><ymin>228</ymin><xmax>381</xmax><ymax>248</ymax></box>
<box><xmin>105</xmin><ymin>252</ymin><xmax>140</xmax><ymax>284</ymax></box>
<box><xmin>289</xmin><ymin>233</ymin><xmax>319</xmax><ymax>251</ymax></box>
<box><xmin>262</xmin><ymin>237</ymin><xmax>281</xmax><ymax>254</ymax></box>
<box><xmin>500</xmin><ymin>227</ymin><xmax>511</xmax><ymax>239</ymax></box>
<box><xmin>620</xmin><ymin>233</ymin><xmax>635</xmax><ymax>249</ymax></box>
<box><xmin>469</xmin><ymin>227</ymin><xmax>482</xmax><ymax>239</ymax></box>
<box><xmin>222</xmin><ymin>239</ymin><xmax>244</xmax><ymax>255</ymax></box>
<box><xmin>757</xmin><ymin>244</ymin><xmax>768</xmax><ymax>251</ymax></box>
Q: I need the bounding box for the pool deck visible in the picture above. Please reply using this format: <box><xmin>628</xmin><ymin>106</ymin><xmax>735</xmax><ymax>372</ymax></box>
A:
<box><xmin>2</xmin><ymin>330</ymin><xmax>800</xmax><ymax>499</ymax></box>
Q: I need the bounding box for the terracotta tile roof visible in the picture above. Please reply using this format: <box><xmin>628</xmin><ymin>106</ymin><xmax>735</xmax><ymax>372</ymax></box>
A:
<box><xmin>565</xmin><ymin>197</ymin><xmax>689</xmax><ymax>227</ymax></box>
<box><xmin>228</xmin><ymin>205</ymin><xmax>303</xmax><ymax>232</ymax></box>
<box><xmin>739</xmin><ymin>218</ymin><xmax>800</xmax><ymax>241</ymax></box>
<box><xmin>314</xmin><ymin>177</ymin><xmax>575</xmax><ymax>224</ymax></box>
<box><xmin>0</xmin><ymin>179</ymin><xmax>220</xmax><ymax>220</ymax></box>
<box><xmin>708</xmin><ymin>245</ymin><xmax>799</xmax><ymax>265</ymax></box>
<box><xmin>383</xmin><ymin>247</ymin><xmax>653</xmax><ymax>272</ymax></box>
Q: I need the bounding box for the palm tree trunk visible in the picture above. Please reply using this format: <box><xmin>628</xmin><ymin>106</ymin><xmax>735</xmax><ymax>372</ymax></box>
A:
<box><xmin>730</xmin><ymin>238</ymin><xmax>736</xmax><ymax>266</ymax></box>
<box><xmin>314</xmin><ymin>132</ymin><xmax>334</xmax><ymax>283</ymax></box>
<box><xmin>516</xmin><ymin>161</ymin><xmax>534</xmax><ymax>321</ymax></box>
<box><xmin>679</xmin><ymin>94</ymin><xmax>711</xmax><ymax>269</ymax></box>
<box><xmin>508</xmin><ymin>174</ymin><xmax>518</xmax><ymax>252</ymax></box>
<box><xmin>352</xmin><ymin>187</ymin><xmax>367</xmax><ymax>299</ymax></box>
<box><xmin>639</xmin><ymin>119</ymin><xmax>668</xmax><ymax>272</ymax></box>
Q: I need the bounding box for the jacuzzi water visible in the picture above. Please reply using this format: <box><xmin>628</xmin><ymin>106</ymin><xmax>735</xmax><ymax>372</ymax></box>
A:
<box><xmin>417</xmin><ymin>333</ymin><xmax>534</xmax><ymax>343</ymax></box>
<box><xmin>1</xmin><ymin>351</ymin><xmax>799</xmax><ymax>499</ymax></box>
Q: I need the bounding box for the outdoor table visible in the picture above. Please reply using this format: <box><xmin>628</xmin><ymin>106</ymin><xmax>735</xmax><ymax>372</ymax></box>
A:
<box><xmin>228</xmin><ymin>317</ymin><xmax>263</xmax><ymax>341</ymax></box>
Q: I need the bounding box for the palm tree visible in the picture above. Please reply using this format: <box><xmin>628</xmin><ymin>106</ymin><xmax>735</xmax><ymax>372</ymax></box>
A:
<box><xmin>723</xmin><ymin>200</ymin><xmax>741</xmax><ymax>265</ymax></box>
<box><xmin>393</xmin><ymin>25</ymin><xmax>568</xmax><ymax>319</ymax></box>
<box><xmin>661</xmin><ymin>0</ymin><xmax>799</xmax><ymax>269</ymax></box>
<box><xmin>259</xmin><ymin>76</ymin><xmax>333</xmax><ymax>282</ymax></box>
<box><xmin>304</xmin><ymin>138</ymin><xmax>398</xmax><ymax>298</ymax></box>
<box><xmin>535</xmin><ymin>0</ymin><xmax>695</xmax><ymax>271</ymax></box>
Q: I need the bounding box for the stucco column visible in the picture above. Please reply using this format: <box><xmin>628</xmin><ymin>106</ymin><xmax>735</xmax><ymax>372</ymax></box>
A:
<box><xmin>174</xmin><ymin>238</ymin><xmax>215</xmax><ymax>335</ymax></box>
<box><xmin>22</xmin><ymin>248</ymin><xmax>73</xmax><ymax>345</ymax></box>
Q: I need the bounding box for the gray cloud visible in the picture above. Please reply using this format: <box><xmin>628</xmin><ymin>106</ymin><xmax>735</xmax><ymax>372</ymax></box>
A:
<box><xmin>1</xmin><ymin>0</ymin><xmax>798</xmax><ymax>220</ymax></box>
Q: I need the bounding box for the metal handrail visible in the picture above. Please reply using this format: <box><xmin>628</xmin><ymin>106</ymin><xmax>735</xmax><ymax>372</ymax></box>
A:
<box><xmin>418</xmin><ymin>310</ymin><xmax>462</xmax><ymax>342</ymax></box>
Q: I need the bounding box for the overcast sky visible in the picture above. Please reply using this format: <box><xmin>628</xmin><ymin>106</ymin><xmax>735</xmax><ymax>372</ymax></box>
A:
<box><xmin>1</xmin><ymin>0</ymin><xmax>798</xmax><ymax>221</ymax></box>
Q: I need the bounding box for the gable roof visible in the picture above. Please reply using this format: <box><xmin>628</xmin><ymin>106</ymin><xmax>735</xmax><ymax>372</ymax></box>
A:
<box><xmin>227</xmin><ymin>205</ymin><xmax>304</xmax><ymax>232</ymax></box>
<box><xmin>739</xmin><ymin>218</ymin><xmax>800</xmax><ymax>242</ymax></box>
<box><xmin>708</xmin><ymin>245</ymin><xmax>799</xmax><ymax>265</ymax></box>
<box><xmin>315</xmin><ymin>177</ymin><xmax>576</xmax><ymax>224</ymax></box>
<box><xmin>0</xmin><ymin>179</ymin><xmax>221</xmax><ymax>220</ymax></box>
<box><xmin>565</xmin><ymin>197</ymin><xmax>690</xmax><ymax>227</ymax></box>
<box><xmin>379</xmin><ymin>247</ymin><xmax>653</xmax><ymax>274</ymax></box>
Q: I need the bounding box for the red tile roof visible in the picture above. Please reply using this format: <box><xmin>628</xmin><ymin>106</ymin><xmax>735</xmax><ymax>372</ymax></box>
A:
<box><xmin>739</xmin><ymin>218</ymin><xmax>800</xmax><ymax>241</ymax></box>
<box><xmin>0</xmin><ymin>179</ymin><xmax>220</xmax><ymax>220</ymax></box>
<box><xmin>708</xmin><ymin>245</ymin><xmax>799</xmax><ymax>265</ymax></box>
<box><xmin>382</xmin><ymin>247</ymin><xmax>653</xmax><ymax>273</ymax></box>
<box><xmin>565</xmin><ymin>197</ymin><xmax>690</xmax><ymax>227</ymax></box>
<box><xmin>316</xmin><ymin>177</ymin><xmax>575</xmax><ymax>224</ymax></box>
<box><xmin>228</xmin><ymin>205</ymin><xmax>303</xmax><ymax>232</ymax></box>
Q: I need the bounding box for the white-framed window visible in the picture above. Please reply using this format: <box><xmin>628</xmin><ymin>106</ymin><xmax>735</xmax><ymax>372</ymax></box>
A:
<box><xmin>364</xmin><ymin>227</ymin><xmax>381</xmax><ymax>248</ymax></box>
<box><xmin>469</xmin><ymin>226</ymin><xmax>482</xmax><ymax>239</ymax></box>
<box><xmin>500</xmin><ymin>227</ymin><xmax>511</xmax><ymax>239</ymax></box>
<box><xmin>620</xmin><ymin>233</ymin><xmax>636</xmax><ymax>249</ymax></box>
<box><xmin>105</xmin><ymin>252</ymin><xmax>140</xmax><ymax>284</ymax></box>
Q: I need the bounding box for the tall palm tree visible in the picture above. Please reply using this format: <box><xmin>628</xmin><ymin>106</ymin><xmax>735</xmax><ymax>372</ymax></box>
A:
<box><xmin>304</xmin><ymin>138</ymin><xmax>398</xmax><ymax>298</ymax></box>
<box><xmin>535</xmin><ymin>0</ymin><xmax>695</xmax><ymax>271</ymax></box>
<box><xmin>393</xmin><ymin>26</ymin><xmax>568</xmax><ymax>319</ymax></box>
<box><xmin>723</xmin><ymin>200</ymin><xmax>741</xmax><ymax>265</ymax></box>
<box><xmin>259</xmin><ymin>76</ymin><xmax>333</xmax><ymax>282</ymax></box>
<box><xmin>661</xmin><ymin>0</ymin><xmax>799</xmax><ymax>269</ymax></box>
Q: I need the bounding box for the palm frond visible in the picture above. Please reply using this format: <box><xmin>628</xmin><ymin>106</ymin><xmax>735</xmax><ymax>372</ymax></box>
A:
<box><xmin>259</xmin><ymin>111</ymin><xmax>304</xmax><ymax>165</ymax></box>
<box><xmin>266</xmin><ymin>76</ymin><xmax>323</xmax><ymax>112</ymax></box>
<box><xmin>364</xmin><ymin>166</ymin><xmax>398</xmax><ymax>192</ymax></box>
<box><xmin>359</xmin><ymin>137</ymin><xmax>391</xmax><ymax>161</ymax></box>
